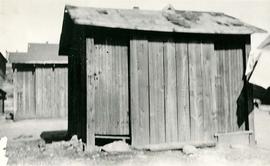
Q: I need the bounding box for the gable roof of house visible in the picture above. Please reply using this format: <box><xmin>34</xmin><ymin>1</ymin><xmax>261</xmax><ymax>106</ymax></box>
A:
<box><xmin>64</xmin><ymin>5</ymin><xmax>265</xmax><ymax>34</ymax></box>
<box><xmin>9</xmin><ymin>43</ymin><xmax>68</xmax><ymax>64</ymax></box>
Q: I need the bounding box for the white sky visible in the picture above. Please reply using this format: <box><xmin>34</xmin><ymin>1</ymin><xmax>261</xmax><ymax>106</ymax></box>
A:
<box><xmin>0</xmin><ymin>0</ymin><xmax>270</xmax><ymax>56</ymax></box>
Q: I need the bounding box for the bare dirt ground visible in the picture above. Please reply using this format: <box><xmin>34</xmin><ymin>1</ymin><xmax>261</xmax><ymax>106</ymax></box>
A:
<box><xmin>1</xmin><ymin>110</ymin><xmax>270</xmax><ymax>166</ymax></box>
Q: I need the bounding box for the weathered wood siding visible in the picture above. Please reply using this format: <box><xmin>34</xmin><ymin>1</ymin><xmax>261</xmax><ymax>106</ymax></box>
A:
<box><xmin>130</xmin><ymin>34</ymin><xmax>249</xmax><ymax>146</ymax></box>
<box><xmin>215</xmin><ymin>39</ymin><xmax>247</xmax><ymax>133</ymax></box>
<box><xmin>13</xmin><ymin>65</ymin><xmax>68</xmax><ymax>120</ymax></box>
<box><xmin>85</xmin><ymin>35</ymin><xmax>129</xmax><ymax>136</ymax></box>
<box><xmin>68</xmin><ymin>29</ymin><xmax>250</xmax><ymax>147</ymax></box>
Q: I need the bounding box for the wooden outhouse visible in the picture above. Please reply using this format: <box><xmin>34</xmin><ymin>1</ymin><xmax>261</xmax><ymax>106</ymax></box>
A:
<box><xmin>59</xmin><ymin>5</ymin><xmax>265</xmax><ymax>148</ymax></box>
<box><xmin>9</xmin><ymin>43</ymin><xmax>68</xmax><ymax>120</ymax></box>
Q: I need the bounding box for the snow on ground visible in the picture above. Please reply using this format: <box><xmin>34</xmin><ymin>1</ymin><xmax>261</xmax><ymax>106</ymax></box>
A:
<box><xmin>0</xmin><ymin>109</ymin><xmax>270</xmax><ymax>166</ymax></box>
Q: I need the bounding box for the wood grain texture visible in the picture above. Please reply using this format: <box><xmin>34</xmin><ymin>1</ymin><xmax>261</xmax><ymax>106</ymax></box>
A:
<box><xmin>93</xmin><ymin>36</ymin><xmax>129</xmax><ymax>135</ymax></box>
<box><xmin>13</xmin><ymin>65</ymin><xmax>68</xmax><ymax>120</ymax></box>
<box><xmin>164</xmin><ymin>39</ymin><xmax>178</xmax><ymax>143</ymax></box>
<box><xmin>188</xmin><ymin>41</ymin><xmax>204</xmax><ymax>141</ymax></box>
<box><xmin>201</xmin><ymin>42</ymin><xmax>215</xmax><ymax>141</ymax></box>
<box><xmin>130</xmin><ymin>36</ymin><xmax>150</xmax><ymax>146</ymax></box>
<box><xmin>175</xmin><ymin>41</ymin><xmax>190</xmax><ymax>142</ymax></box>
<box><xmin>13</xmin><ymin>68</ymin><xmax>17</xmax><ymax>119</ymax></box>
<box><xmin>86</xmin><ymin>38</ymin><xmax>96</xmax><ymax>147</ymax></box>
<box><xmin>149</xmin><ymin>40</ymin><xmax>165</xmax><ymax>144</ymax></box>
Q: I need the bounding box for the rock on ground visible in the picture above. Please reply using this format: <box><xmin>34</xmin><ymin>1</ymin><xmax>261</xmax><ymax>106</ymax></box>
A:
<box><xmin>101</xmin><ymin>141</ymin><xmax>131</xmax><ymax>152</ymax></box>
<box><xmin>182</xmin><ymin>145</ymin><xmax>197</xmax><ymax>155</ymax></box>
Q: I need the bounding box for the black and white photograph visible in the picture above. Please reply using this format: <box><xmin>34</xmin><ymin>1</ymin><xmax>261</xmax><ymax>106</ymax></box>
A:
<box><xmin>0</xmin><ymin>0</ymin><xmax>270</xmax><ymax>165</ymax></box>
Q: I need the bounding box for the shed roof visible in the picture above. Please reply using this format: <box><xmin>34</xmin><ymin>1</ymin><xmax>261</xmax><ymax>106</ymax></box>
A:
<box><xmin>9</xmin><ymin>43</ymin><xmax>68</xmax><ymax>64</ymax></box>
<box><xmin>64</xmin><ymin>5</ymin><xmax>266</xmax><ymax>34</ymax></box>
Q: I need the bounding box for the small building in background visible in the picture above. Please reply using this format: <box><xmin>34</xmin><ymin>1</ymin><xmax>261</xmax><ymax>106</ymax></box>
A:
<box><xmin>59</xmin><ymin>5</ymin><xmax>265</xmax><ymax>148</ymax></box>
<box><xmin>247</xmin><ymin>35</ymin><xmax>270</xmax><ymax>105</ymax></box>
<box><xmin>9</xmin><ymin>43</ymin><xmax>68</xmax><ymax>120</ymax></box>
<box><xmin>0</xmin><ymin>52</ymin><xmax>7</xmax><ymax>114</ymax></box>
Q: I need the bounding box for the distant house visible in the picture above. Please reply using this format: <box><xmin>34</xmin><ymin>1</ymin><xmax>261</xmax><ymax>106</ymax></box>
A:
<box><xmin>9</xmin><ymin>43</ymin><xmax>68</xmax><ymax>120</ymax></box>
<box><xmin>0</xmin><ymin>52</ymin><xmax>7</xmax><ymax>113</ymax></box>
<box><xmin>59</xmin><ymin>5</ymin><xmax>265</xmax><ymax>148</ymax></box>
<box><xmin>247</xmin><ymin>35</ymin><xmax>270</xmax><ymax>104</ymax></box>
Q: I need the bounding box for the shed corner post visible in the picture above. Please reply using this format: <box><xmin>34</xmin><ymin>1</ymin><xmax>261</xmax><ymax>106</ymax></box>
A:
<box><xmin>86</xmin><ymin>37</ymin><xmax>96</xmax><ymax>151</ymax></box>
<box><xmin>245</xmin><ymin>36</ymin><xmax>255</xmax><ymax>145</ymax></box>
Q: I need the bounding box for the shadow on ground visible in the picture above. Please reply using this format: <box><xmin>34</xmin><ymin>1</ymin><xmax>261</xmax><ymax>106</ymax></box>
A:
<box><xmin>40</xmin><ymin>130</ymin><xmax>69</xmax><ymax>143</ymax></box>
<box><xmin>40</xmin><ymin>130</ymin><xmax>131</xmax><ymax>146</ymax></box>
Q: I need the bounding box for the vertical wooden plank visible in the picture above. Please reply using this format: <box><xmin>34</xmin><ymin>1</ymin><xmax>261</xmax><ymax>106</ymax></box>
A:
<box><xmin>25</xmin><ymin>71</ymin><xmax>30</xmax><ymax>117</ymax></box>
<box><xmin>40</xmin><ymin>68</ymin><xmax>44</xmax><ymax>118</ymax></box>
<box><xmin>215</xmin><ymin>45</ymin><xmax>225</xmax><ymax>133</ymax></box>
<box><xmin>13</xmin><ymin>68</ymin><xmax>17</xmax><ymax>119</ymax></box>
<box><xmin>54</xmin><ymin>68</ymin><xmax>59</xmax><ymax>117</ymax></box>
<box><xmin>110</xmin><ymin>38</ymin><xmax>119</xmax><ymax>134</ymax></box>
<box><xmin>229</xmin><ymin>48</ymin><xmax>234</xmax><ymax>131</ymax></box>
<box><xmin>103</xmin><ymin>40</ymin><xmax>110</xmax><ymax>134</ymax></box>
<box><xmin>86</xmin><ymin>38</ymin><xmax>95</xmax><ymax>149</ymax></box>
<box><xmin>42</xmin><ymin>68</ymin><xmax>46</xmax><ymax>118</ymax></box>
<box><xmin>188</xmin><ymin>41</ymin><xmax>204</xmax><ymax>141</ymax></box>
<box><xmin>230</xmin><ymin>47</ymin><xmax>239</xmax><ymax>132</ymax></box>
<box><xmin>94</xmin><ymin>43</ymin><xmax>101</xmax><ymax>133</ymax></box>
<box><xmin>119</xmin><ymin>40</ymin><xmax>129</xmax><ymax>134</ymax></box>
<box><xmin>49</xmin><ymin>68</ymin><xmax>54</xmax><ymax>118</ymax></box>
<box><xmin>26</xmin><ymin>71</ymin><xmax>30</xmax><ymax>118</ymax></box>
<box><xmin>43</xmin><ymin>68</ymin><xmax>49</xmax><ymax>118</ymax></box>
<box><xmin>210</xmin><ymin>42</ymin><xmax>218</xmax><ymax>136</ymax></box>
<box><xmin>164</xmin><ymin>39</ymin><xmax>178</xmax><ymax>142</ymax></box>
<box><xmin>59</xmin><ymin>68</ymin><xmax>66</xmax><ymax>118</ymax></box>
<box><xmin>105</xmin><ymin>39</ymin><xmax>112</xmax><ymax>134</ymax></box>
<box><xmin>38</xmin><ymin>68</ymin><xmax>43</xmax><ymax>118</ymax></box>
<box><xmin>96</xmin><ymin>41</ymin><xmax>106</xmax><ymax>134</ymax></box>
<box><xmin>16</xmin><ymin>70</ymin><xmax>21</xmax><ymax>119</ymax></box>
<box><xmin>35</xmin><ymin>68</ymin><xmax>40</xmax><ymax>117</ymax></box>
<box><xmin>28</xmin><ymin>68</ymin><xmax>35</xmax><ymax>118</ymax></box>
<box><xmin>201</xmin><ymin>42</ymin><xmax>215</xmax><ymax>141</ymax></box>
<box><xmin>100</xmin><ymin>42</ymin><xmax>106</xmax><ymax>134</ymax></box>
<box><xmin>55</xmin><ymin>68</ymin><xmax>58</xmax><ymax>117</ymax></box>
<box><xmin>223</xmin><ymin>48</ymin><xmax>230</xmax><ymax>132</ymax></box>
<box><xmin>23</xmin><ymin>72</ymin><xmax>27</xmax><ymax>118</ymax></box>
<box><xmin>149</xmin><ymin>40</ymin><xmax>165</xmax><ymax>144</ymax></box>
<box><xmin>130</xmin><ymin>36</ymin><xmax>150</xmax><ymax>146</ymax></box>
<box><xmin>62</xmin><ymin>67</ymin><xmax>68</xmax><ymax>118</ymax></box>
<box><xmin>175</xmin><ymin>41</ymin><xmax>190</xmax><ymax>142</ymax></box>
<box><xmin>18</xmin><ymin>71</ymin><xmax>24</xmax><ymax>119</ymax></box>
